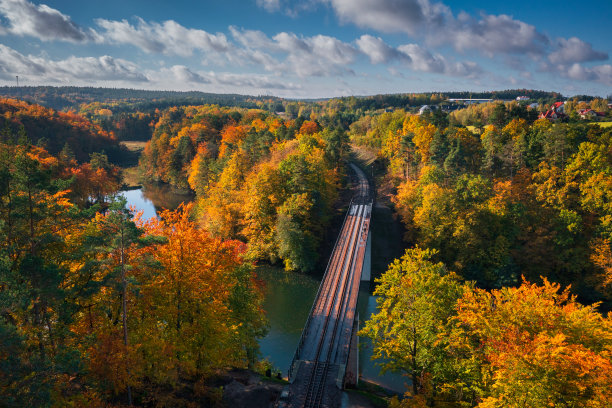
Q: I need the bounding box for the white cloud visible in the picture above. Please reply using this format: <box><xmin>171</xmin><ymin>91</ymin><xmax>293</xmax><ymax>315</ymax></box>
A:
<box><xmin>322</xmin><ymin>0</ymin><xmax>610</xmax><ymax>70</ymax></box>
<box><xmin>278</xmin><ymin>33</ymin><xmax>358</xmax><ymax>76</ymax></box>
<box><xmin>0</xmin><ymin>43</ymin><xmax>300</xmax><ymax>93</ymax></box>
<box><xmin>156</xmin><ymin>65</ymin><xmax>300</xmax><ymax>90</ymax></box>
<box><xmin>356</xmin><ymin>34</ymin><xmax>406</xmax><ymax>64</ymax></box>
<box><xmin>229</xmin><ymin>26</ymin><xmax>276</xmax><ymax>49</ymax></box>
<box><xmin>210</xmin><ymin>71</ymin><xmax>301</xmax><ymax>90</ymax></box>
<box><xmin>254</xmin><ymin>0</ymin><xmax>320</xmax><ymax>17</ymax></box>
<box><xmin>256</xmin><ymin>0</ymin><xmax>281</xmax><ymax>12</ymax></box>
<box><xmin>53</xmin><ymin>55</ymin><xmax>148</xmax><ymax>81</ymax></box>
<box><xmin>447</xmin><ymin>12</ymin><xmax>548</xmax><ymax>56</ymax></box>
<box><xmin>309</xmin><ymin>35</ymin><xmax>358</xmax><ymax>65</ymax></box>
<box><xmin>548</xmin><ymin>37</ymin><xmax>608</xmax><ymax>65</ymax></box>
<box><xmin>0</xmin><ymin>44</ymin><xmax>147</xmax><ymax>82</ymax></box>
<box><xmin>0</xmin><ymin>0</ymin><xmax>95</xmax><ymax>42</ymax></box>
<box><xmin>539</xmin><ymin>58</ymin><xmax>612</xmax><ymax>86</ymax></box>
<box><xmin>563</xmin><ymin>63</ymin><xmax>612</xmax><ymax>85</ymax></box>
<box><xmin>324</xmin><ymin>0</ymin><xmax>548</xmax><ymax>56</ymax></box>
<box><xmin>226</xmin><ymin>48</ymin><xmax>279</xmax><ymax>72</ymax></box>
<box><xmin>0</xmin><ymin>43</ymin><xmax>46</xmax><ymax>78</ymax></box>
<box><xmin>398</xmin><ymin>43</ymin><xmax>481</xmax><ymax>76</ymax></box>
<box><xmin>230</xmin><ymin>27</ymin><xmax>359</xmax><ymax>77</ymax></box>
<box><xmin>168</xmin><ymin>65</ymin><xmax>211</xmax><ymax>83</ymax></box>
<box><xmin>327</xmin><ymin>0</ymin><xmax>450</xmax><ymax>36</ymax></box>
<box><xmin>95</xmin><ymin>17</ymin><xmax>231</xmax><ymax>57</ymax></box>
<box><xmin>232</xmin><ymin>27</ymin><xmax>482</xmax><ymax>78</ymax></box>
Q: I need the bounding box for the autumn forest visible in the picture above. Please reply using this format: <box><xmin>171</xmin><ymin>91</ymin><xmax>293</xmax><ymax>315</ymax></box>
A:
<box><xmin>0</xmin><ymin>88</ymin><xmax>611</xmax><ymax>407</ymax></box>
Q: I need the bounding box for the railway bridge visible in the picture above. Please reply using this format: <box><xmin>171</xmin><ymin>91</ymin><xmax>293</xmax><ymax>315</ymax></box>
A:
<box><xmin>282</xmin><ymin>163</ymin><xmax>373</xmax><ymax>408</ymax></box>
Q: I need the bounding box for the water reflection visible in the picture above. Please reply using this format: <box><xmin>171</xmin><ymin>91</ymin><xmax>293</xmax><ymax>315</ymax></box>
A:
<box><xmin>120</xmin><ymin>188</ymin><xmax>157</xmax><ymax>220</ymax></box>
<box><xmin>256</xmin><ymin>267</ymin><xmax>320</xmax><ymax>373</ymax></box>
<box><xmin>120</xmin><ymin>183</ymin><xmax>194</xmax><ymax>220</ymax></box>
<box><xmin>141</xmin><ymin>183</ymin><xmax>194</xmax><ymax>214</ymax></box>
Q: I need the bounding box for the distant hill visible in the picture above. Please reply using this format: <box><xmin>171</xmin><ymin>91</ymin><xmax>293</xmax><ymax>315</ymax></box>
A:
<box><xmin>0</xmin><ymin>87</ymin><xmax>571</xmax><ymax>113</ymax></box>
<box><xmin>444</xmin><ymin>89</ymin><xmax>563</xmax><ymax>100</ymax></box>
<box><xmin>320</xmin><ymin>89</ymin><xmax>565</xmax><ymax>112</ymax></box>
<box><xmin>0</xmin><ymin>86</ymin><xmax>281</xmax><ymax>112</ymax></box>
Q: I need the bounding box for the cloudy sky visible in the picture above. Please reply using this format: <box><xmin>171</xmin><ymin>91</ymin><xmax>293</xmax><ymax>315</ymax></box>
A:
<box><xmin>0</xmin><ymin>0</ymin><xmax>610</xmax><ymax>98</ymax></box>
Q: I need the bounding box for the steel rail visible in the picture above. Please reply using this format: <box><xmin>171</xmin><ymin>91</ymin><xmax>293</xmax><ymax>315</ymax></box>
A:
<box><xmin>302</xmin><ymin>203</ymin><xmax>366</xmax><ymax>407</ymax></box>
<box><xmin>288</xmin><ymin>197</ymin><xmax>354</xmax><ymax>380</ymax></box>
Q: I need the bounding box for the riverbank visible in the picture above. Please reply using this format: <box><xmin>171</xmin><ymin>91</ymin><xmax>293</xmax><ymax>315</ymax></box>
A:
<box><xmin>108</xmin><ymin>367</ymin><xmax>393</xmax><ymax>407</ymax></box>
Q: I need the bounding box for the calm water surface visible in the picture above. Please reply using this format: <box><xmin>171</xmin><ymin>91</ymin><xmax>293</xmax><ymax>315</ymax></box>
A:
<box><xmin>122</xmin><ymin>187</ymin><xmax>406</xmax><ymax>393</ymax></box>
<box><xmin>120</xmin><ymin>183</ymin><xmax>193</xmax><ymax>219</ymax></box>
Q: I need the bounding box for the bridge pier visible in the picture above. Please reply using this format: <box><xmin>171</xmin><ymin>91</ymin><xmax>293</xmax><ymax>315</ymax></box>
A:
<box><xmin>343</xmin><ymin>312</ymin><xmax>360</xmax><ymax>388</ymax></box>
<box><xmin>361</xmin><ymin>230</ymin><xmax>371</xmax><ymax>281</ymax></box>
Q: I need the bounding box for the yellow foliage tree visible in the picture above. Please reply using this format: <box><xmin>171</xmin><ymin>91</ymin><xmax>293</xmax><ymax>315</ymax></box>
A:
<box><xmin>449</xmin><ymin>279</ymin><xmax>612</xmax><ymax>407</ymax></box>
<box><xmin>403</xmin><ymin>115</ymin><xmax>437</xmax><ymax>163</ymax></box>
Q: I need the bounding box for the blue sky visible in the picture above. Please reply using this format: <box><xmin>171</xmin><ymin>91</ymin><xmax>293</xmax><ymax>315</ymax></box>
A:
<box><xmin>0</xmin><ymin>0</ymin><xmax>610</xmax><ymax>98</ymax></box>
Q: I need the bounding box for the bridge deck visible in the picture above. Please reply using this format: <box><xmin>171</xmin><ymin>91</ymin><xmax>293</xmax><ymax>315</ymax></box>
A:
<box><xmin>284</xmin><ymin>164</ymin><xmax>372</xmax><ymax>408</ymax></box>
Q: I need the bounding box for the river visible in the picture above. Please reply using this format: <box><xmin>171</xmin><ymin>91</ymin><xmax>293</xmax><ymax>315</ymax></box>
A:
<box><xmin>120</xmin><ymin>185</ymin><xmax>407</xmax><ymax>393</ymax></box>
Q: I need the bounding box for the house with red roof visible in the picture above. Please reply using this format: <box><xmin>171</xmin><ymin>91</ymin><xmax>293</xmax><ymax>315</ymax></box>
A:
<box><xmin>579</xmin><ymin>109</ymin><xmax>606</xmax><ymax>120</ymax></box>
<box><xmin>539</xmin><ymin>102</ymin><xmax>566</xmax><ymax>121</ymax></box>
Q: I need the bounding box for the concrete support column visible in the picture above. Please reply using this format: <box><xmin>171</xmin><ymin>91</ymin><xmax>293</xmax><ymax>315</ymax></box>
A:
<box><xmin>361</xmin><ymin>229</ymin><xmax>372</xmax><ymax>281</ymax></box>
<box><xmin>344</xmin><ymin>313</ymin><xmax>360</xmax><ymax>388</ymax></box>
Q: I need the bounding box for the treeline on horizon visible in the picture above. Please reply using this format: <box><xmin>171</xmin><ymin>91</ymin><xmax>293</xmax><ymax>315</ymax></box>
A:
<box><xmin>0</xmin><ymin>86</ymin><xmax>272</xmax><ymax>111</ymax></box>
<box><xmin>0</xmin><ymin>85</ymin><xmax>589</xmax><ymax>113</ymax></box>
<box><xmin>0</xmin><ymin>86</ymin><xmax>602</xmax><ymax>145</ymax></box>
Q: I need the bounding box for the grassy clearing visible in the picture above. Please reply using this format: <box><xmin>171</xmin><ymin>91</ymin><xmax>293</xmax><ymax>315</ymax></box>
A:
<box><xmin>121</xmin><ymin>166</ymin><xmax>142</xmax><ymax>188</ymax></box>
<box><xmin>596</xmin><ymin>121</ymin><xmax>612</xmax><ymax>128</ymax></box>
<box><xmin>120</xmin><ymin>141</ymin><xmax>148</xmax><ymax>152</ymax></box>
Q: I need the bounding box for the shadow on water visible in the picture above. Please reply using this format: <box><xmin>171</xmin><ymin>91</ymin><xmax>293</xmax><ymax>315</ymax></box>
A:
<box><xmin>141</xmin><ymin>183</ymin><xmax>194</xmax><ymax>213</ymax></box>
<box><xmin>256</xmin><ymin>266</ymin><xmax>320</xmax><ymax>375</ymax></box>
<box><xmin>357</xmin><ymin>284</ymin><xmax>410</xmax><ymax>394</ymax></box>
<box><xmin>120</xmin><ymin>183</ymin><xmax>194</xmax><ymax>219</ymax></box>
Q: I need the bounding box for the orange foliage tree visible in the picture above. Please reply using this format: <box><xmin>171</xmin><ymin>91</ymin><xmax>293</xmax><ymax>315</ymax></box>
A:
<box><xmin>134</xmin><ymin>203</ymin><xmax>267</xmax><ymax>379</ymax></box>
<box><xmin>448</xmin><ymin>278</ymin><xmax>612</xmax><ymax>407</ymax></box>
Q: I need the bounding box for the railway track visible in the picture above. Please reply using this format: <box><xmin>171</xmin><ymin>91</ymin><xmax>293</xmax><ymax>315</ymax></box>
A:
<box><xmin>302</xmin><ymin>203</ymin><xmax>366</xmax><ymax>407</ymax></box>
<box><xmin>286</xmin><ymin>164</ymin><xmax>372</xmax><ymax>408</ymax></box>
